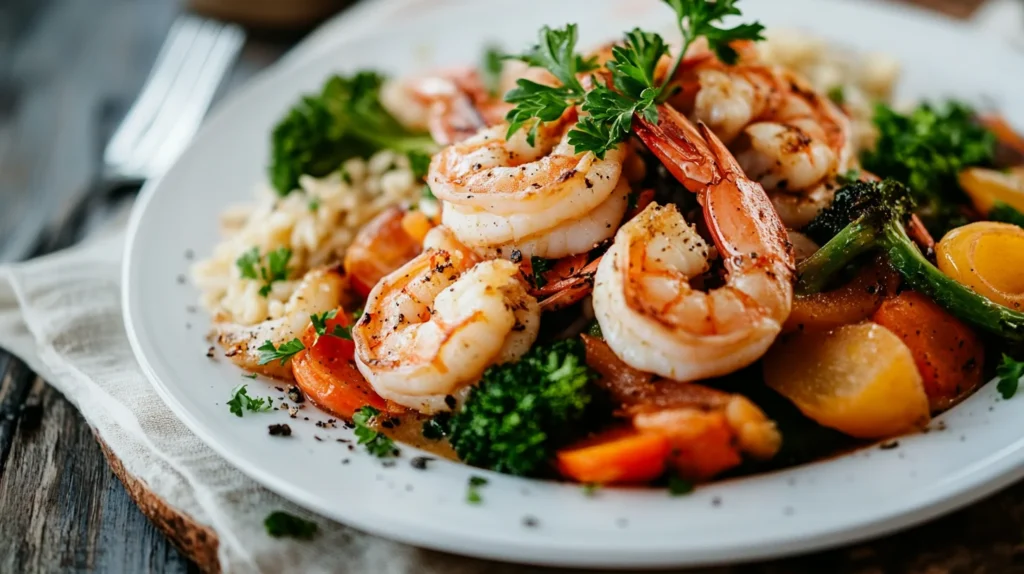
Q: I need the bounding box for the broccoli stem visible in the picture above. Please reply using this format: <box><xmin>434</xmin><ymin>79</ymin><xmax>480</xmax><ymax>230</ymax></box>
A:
<box><xmin>989</xmin><ymin>201</ymin><xmax>1024</xmax><ymax>229</ymax></box>
<box><xmin>882</xmin><ymin>222</ymin><xmax>1024</xmax><ymax>342</ymax></box>
<box><xmin>796</xmin><ymin>220</ymin><xmax>878</xmax><ymax>295</ymax></box>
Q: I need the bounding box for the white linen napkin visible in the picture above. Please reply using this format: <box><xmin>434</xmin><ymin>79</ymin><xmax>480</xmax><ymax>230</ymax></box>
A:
<box><xmin>1</xmin><ymin>2</ymin><xmax>1021</xmax><ymax>573</ymax></box>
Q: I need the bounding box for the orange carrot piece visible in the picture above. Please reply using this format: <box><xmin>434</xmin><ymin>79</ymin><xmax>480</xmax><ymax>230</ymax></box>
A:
<box><xmin>633</xmin><ymin>409</ymin><xmax>742</xmax><ymax>481</ymax></box>
<box><xmin>556</xmin><ymin>429</ymin><xmax>671</xmax><ymax>485</ymax></box>
<box><xmin>872</xmin><ymin>291</ymin><xmax>985</xmax><ymax>412</ymax></box>
<box><xmin>980</xmin><ymin>114</ymin><xmax>1024</xmax><ymax>157</ymax></box>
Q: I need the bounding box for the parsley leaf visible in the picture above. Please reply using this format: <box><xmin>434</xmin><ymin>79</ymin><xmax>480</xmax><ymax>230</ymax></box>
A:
<box><xmin>407</xmin><ymin>150</ymin><xmax>432</xmax><ymax>181</ymax></box>
<box><xmin>264</xmin><ymin>511</ymin><xmax>318</xmax><ymax>539</ymax></box>
<box><xmin>353</xmin><ymin>406</ymin><xmax>398</xmax><ymax>458</ymax></box>
<box><xmin>663</xmin><ymin>0</ymin><xmax>765</xmax><ymax>68</ymax></box>
<box><xmin>242</xmin><ymin>373</ymin><xmax>258</xmax><ymax>380</ymax></box>
<box><xmin>996</xmin><ymin>354</ymin><xmax>1024</xmax><ymax>399</ymax></box>
<box><xmin>668</xmin><ymin>474</ymin><xmax>694</xmax><ymax>496</ymax></box>
<box><xmin>236</xmin><ymin>247</ymin><xmax>293</xmax><ymax>298</ymax></box>
<box><xmin>828</xmin><ymin>85</ymin><xmax>846</xmax><ymax>106</ymax></box>
<box><xmin>227</xmin><ymin>384</ymin><xmax>272</xmax><ymax>417</ymax></box>
<box><xmin>257</xmin><ymin>339</ymin><xmax>306</xmax><ymax>366</ymax></box>
<box><xmin>310</xmin><ymin>309</ymin><xmax>338</xmax><ymax>337</ymax></box>
<box><xmin>482</xmin><ymin>45</ymin><xmax>505</xmax><ymax>98</ymax></box>
<box><xmin>331</xmin><ymin>324</ymin><xmax>353</xmax><ymax>340</ymax></box>
<box><xmin>421</xmin><ymin>185</ymin><xmax>436</xmax><ymax>201</ymax></box>
<box><xmin>307</xmin><ymin>197</ymin><xmax>320</xmax><ymax>212</ymax></box>
<box><xmin>531</xmin><ymin>256</ymin><xmax>555</xmax><ymax>288</ymax></box>
<box><xmin>504</xmin><ymin>24</ymin><xmax>595</xmax><ymax>145</ymax></box>
<box><xmin>467</xmin><ymin>475</ymin><xmax>489</xmax><ymax>504</ymax></box>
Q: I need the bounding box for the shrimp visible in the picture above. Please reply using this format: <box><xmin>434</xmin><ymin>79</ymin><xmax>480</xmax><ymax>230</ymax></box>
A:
<box><xmin>216</xmin><ymin>267</ymin><xmax>346</xmax><ymax>380</ymax></box>
<box><xmin>427</xmin><ymin>113</ymin><xmax>628</xmax><ymax>259</ymax></box>
<box><xmin>353</xmin><ymin>231</ymin><xmax>541</xmax><ymax>413</ymax></box>
<box><xmin>592</xmin><ymin>104</ymin><xmax>794</xmax><ymax>382</ymax></box>
<box><xmin>670</xmin><ymin>55</ymin><xmax>854</xmax><ymax>228</ymax></box>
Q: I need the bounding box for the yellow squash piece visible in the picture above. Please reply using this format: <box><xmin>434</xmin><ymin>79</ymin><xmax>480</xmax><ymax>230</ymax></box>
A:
<box><xmin>958</xmin><ymin>166</ymin><xmax>1024</xmax><ymax>215</ymax></box>
<box><xmin>763</xmin><ymin>323</ymin><xmax>930</xmax><ymax>439</ymax></box>
<box><xmin>937</xmin><ymin>221</ymin><xmax>1024</xmax><ymax>311</ymax></box>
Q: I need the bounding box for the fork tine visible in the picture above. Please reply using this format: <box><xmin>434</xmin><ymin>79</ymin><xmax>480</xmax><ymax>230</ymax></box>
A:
<box><xmin>103</xmin><ymin>17</ymin><xmax>202</xmax><ymax>172</ymax></box>
<box><xmin>147</xmin><ymin>22</ymin><xmax>245</xmax><ymax>176</ymax></box>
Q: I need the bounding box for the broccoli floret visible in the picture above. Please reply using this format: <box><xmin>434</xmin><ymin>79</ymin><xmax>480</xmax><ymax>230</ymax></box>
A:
<box><xmin>862</xmin><ymin>101</ymin><xmax>995</xmax><ymax>234</ymax></box>
<box><xmin>445</xmin><ymin>338</ymin><xmax>597</xmax><ymax>477</ymax></box>
<box><xmin>269</xmin><ymin>71</ymin><xmax>437</xmax><ymax>196</ymax></box>
<box><xmin>989</xmin><ymin>201</ymin><xmax>1024</xmax><ymax>229</ymax></box>
<box><xmin>799</xmin><ymin>179</ymin><xmax>1024</xmax><ymax>341</ymax></box>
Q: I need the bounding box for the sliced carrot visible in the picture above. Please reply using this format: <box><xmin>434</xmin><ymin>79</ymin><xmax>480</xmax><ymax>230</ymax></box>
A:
<box><xmin>632</xmin><ymin>409</ymin><xmax>742</xmax><ymax>481</ymax></box>
<box><xmin>292</xmin><ymin>309</ymin><xmax>388</xmax><ymax>418</ymax></box>
<box><xmin>872</xmin><ymin>290</ymin><xmax>985</xmax><ymax>412</ymax></box>
<box><xmin>556</xmin><ymin>428</ymin><xmax>671</xmax><ymax>485</ymax></box>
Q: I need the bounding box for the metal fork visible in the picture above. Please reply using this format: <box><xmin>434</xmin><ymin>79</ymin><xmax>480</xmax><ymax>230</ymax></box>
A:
<box><xmin>55</xmin><ymin>15</ymin><xmax>245</xmax><ymax>242</ymax></box>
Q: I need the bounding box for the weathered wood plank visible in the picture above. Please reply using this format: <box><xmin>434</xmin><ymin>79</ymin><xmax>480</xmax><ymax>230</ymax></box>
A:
<box><xmin>0</xmin><ymin>356</ymin><xmax>35</xmax><ymax>477</ymax></box>
<box><xmin>0</xmin><ymin>380</ymin><xmax>194</xmax><ymax>573</ymax></box>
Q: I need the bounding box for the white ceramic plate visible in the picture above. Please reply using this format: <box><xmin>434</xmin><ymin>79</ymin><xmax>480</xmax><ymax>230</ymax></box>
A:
<box><xmin>123</xmin><ymin>0</ymin><xmax>1024</xmax><ymax>568</ymax></box>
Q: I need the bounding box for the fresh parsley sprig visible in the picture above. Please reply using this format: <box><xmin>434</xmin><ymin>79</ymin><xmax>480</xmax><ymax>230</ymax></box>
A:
<box><xmin>264</xmin><ymin>511</ymin><xmax>318</xmax><ymax>539</ymax></box>
<box><xmin>310</xmin><ymin>309</ymin><xmax>338</xmax><ymax>337</ymax></box>
<box><xmin>504</xmin><ymin>24</ymin><xmax>597</xmax><ymax>145</ymax></box>
<box><xmin>996</xmin><ymin>354</ymin><xmax>1024</xmax><ymax>399</ymax></box>
<box><xmin>353</xmin><ymin>406</ymin><xmax>399</xmax><ymax>458</ymax></box>
<box><xmin>236</xmin><ymin>246</ymin><xmax>293</xmax><ymax>297</ymax></box>
<box><xmin>227</xmin><ymin>384</ymin><xmax>273</xmax><ymax>417</ymax></box>
<box><xmin>257</xmin><ymin>338</ymin><xmax>306</xmax><ymax>366</ymax></box>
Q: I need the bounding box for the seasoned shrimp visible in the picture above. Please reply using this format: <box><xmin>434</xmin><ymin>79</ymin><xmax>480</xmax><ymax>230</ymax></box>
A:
<box><xmin>592</xmin><ymin>105</ymin><xmax>794</xmax><ymax>381</ymax></box>
<box><xmin>217</xmin><ymin>267</ymin><xmax>345</xmax><ymax>380</ymax></box>
<box><xmin>428</xmin><ymin>113</ymin><xmax>628</xmax><ymax>259</ymax></box>
<box><xmin>353</xmin><ymin>234</ymin><xmax>541</xmax><ymax>413</ymax></box>
<box><xmin>671</xmin><ymin>55</ymin><xmax>853</xmax><ymax>228</ymax></box>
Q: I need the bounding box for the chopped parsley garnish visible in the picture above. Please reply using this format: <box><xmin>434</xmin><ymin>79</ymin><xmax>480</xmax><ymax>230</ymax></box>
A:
<box><xmin>505</xmin><ymin>0</ymin><xmax>763</xmax><ymax>158</ymax></box>
<box><xmin>422</xmin><ymin>414</ymin><xmax>449</xmax><ymax>440</ymax></box>
<box><xmin>331</xmin><ymin>324</ymin><xmax>353</xmax><ymax>340</ymax></box>
<box><xmin>422</xmin><ymin>184</ymin><xmax>436</xmax><ymax>201</ymax></box>
<box><xmin>668</xmin><ymin>474</ymin><xmax>694</xmax><ymax>496</ymax></box>
<box><xmin>582</xmin><ymin>483</ymin><xmax>600</xmax><ymax>497</ymax></box>
<box><xmin>996</xmin><ymin>354</ymin><xmax>1024</xmax><ymax>399</ymax></box>
<box><xmin>241</xmin><ymin>373</ymin><xmax>258</xmax><ymax>380</ymax></box>
<box><xmin>531</xmin><ymin>256</ymin><xmax>555</xmax><ymax>288</ymax></box>
<box><xmin>827</xmin><ymin>85</ymin><xmax>845</xmax><ymax>105</ymax></box>
<box><xmin>227</xmin><ymin>384</ymin><xmax>272</xmax><ymax>417</ymax></box>
<box><xmin>482</xmin><ymin>45</ymin><xmax>505</xmax><ymax>97</ymax></box>
<box><xmin>353</xmin><ymin>406</ymin><xmax>398</xmax><ymax>458</ymax></box>
<box><xmin>310</xmin><ymin>309</ymin><xmax>338</xmax><ymax>337</ymax></box>
<box><xmin>307</xmin><ymin>197</ymin><xmax>320</xmax><ymax>212</ymax></box>
<box><xmin>352</xmin><ymin>307</ymin><xmax>365</xmax><ymax>322</ymax></box>
<box><xmin>235</xmin><ymin>246</ymin><xmax>293</xmax><ymax>297</ymax></box>
<box><xmin>264</xmin><ymin>511</ymin><xmax>318</xmax><ymax>539</ymax></box>
<box><xmin>256</xmin><ymin>338</ymin><xmax>305</xmax><ymax>366</ymax></box>
<box><xmin>467</xmin><ymin>475</ymin><xmax>489</xmax><ymax>504</ymax></box>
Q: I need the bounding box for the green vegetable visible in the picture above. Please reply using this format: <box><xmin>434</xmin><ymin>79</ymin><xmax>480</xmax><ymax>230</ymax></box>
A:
<box><xmin>586</xmin><ymin>319</ymin><xmax>603</xmax><ymax>338</ymax></box>
<box><xmin>407</xmin><ymin>150</ymin><xmax>432</xmax><ymax>181</ymax></box>
<box><xmin>571</xmin><ymin>0</ymin><xmax>763</xmax><ymax>157</ymax></box>
<box><xmin>799</xmin><ymin>179</ymin><xmax>1024</xmax><ymax>342</ymax></box>
<box><xmin>264</xmin><ymin>511</ymin><xmax>318</xmax><ymax>539</ymax></box>
<box><xmin>531</xmin><ymin>255</ymin><xmax>555</xmax><ymax>288</ymax></box>
<box><xmin>422</xmin><ymin>414</ymin><xmax>449</xmax><ymax>440</ymax></box>
<box><xmin>269</xmin><ymin>71</ymin><xmax>436</xmax><ymax>195</ymax></box>
<box><xmin>227</xmin><ymin>384</ymin><xmax>272</xmax><ymax>417</ymax></box>
<box><xmin>862</xmin><ymin>101</ymin><xmax>995</xmax><ymax>234</ymax></box>
<box><xmin>481</xmin><ymin>45</ymin><xmax>505</xmax><ymax>98</ymax></box>
<box><xmin>827</xmin><ymin>85</ymin><xmax>845</xmax><ymax>106</ymax></box>
<box><xmin>257</xmin><ymin>338</ymin><xmax>306</xmax><ymax>366</ymax></box>
<box><xmin>307</xmin><ymin>198</ymin><xmax>320</xmax><ymax>212</ymax></box>
<box><xmin>235</xmin><ymin>246</ymin><xmax>293</xmax><ymax>297</ymax></box>
<box><xmin>667</xmin><ymin>474</ymin><xmax>694</xmax><ymax>496</ymax></box>
<box><xmin>467</xmin><ymin>475</ymin><xmax>488</xmax><ymax>504</ymax></box>
<box><xmin>353</xmin><ymin>406</ymin><xmax>398</xmax><ymax>458</ymax></box>
<box><xmin>997</xmin><ymin>355</ymin><xmax>1024</xmax><ymax>399</ymax></box>
<box><xmin>504</xmin><ymin>24</ymin><xmax>596</xmax><ymax>146</ymax></box>
<box><xmin>310</xmin><ymin>309</ymin><xmax>338</xmax><ymax>337</ymax></box>
<box><xmin>582</xmin><ymin>483</ymin><xmax>600</xmax><ymax>497</ymax></box>
<box><xmin>989</xmin><ymin>201</ymin><xmax>1024</xmax><ymax>228</ymax></box>
<box><xmin>445</xmin><ymin>338</ymin><xmax>597</xmax><ymax>476</ymax></box>
<box><xmin>241</xmin><ymin>373</ymin><xmax>258</xmax><ymax>380</ymax></box>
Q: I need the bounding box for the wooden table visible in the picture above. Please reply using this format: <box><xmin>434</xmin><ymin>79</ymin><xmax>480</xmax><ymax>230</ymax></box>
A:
<box><xmin>0</xmin><ymin>0</ymin><xmax>1017</xmax><ymax>572</ymax></box>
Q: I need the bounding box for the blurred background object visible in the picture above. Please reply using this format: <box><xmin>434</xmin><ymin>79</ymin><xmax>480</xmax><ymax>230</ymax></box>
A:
<box><xmin>189</xmin><ymin>0</ymin><xmax>349</xmax><ymax>30</ymax></box>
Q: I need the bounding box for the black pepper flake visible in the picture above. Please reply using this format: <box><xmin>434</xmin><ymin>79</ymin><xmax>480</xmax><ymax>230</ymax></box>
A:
<box><xmin>287</xmin><ymin>385</ymin><xmax>304</xmax><ymax>404</ymax></box>
<box><xmin>176</xmin><ymin>274</ymin><xmax>186</xmax><ymax>284</ymax></box>
<box><xmin>410</xmin><ymin>456</ymin><xmax>434</xmax><ymax>470</ymax></box>
<box><xmin>268</xmin><ymin>424</ymin><xmax>292</xmax><ymax>437</ymax></box>
<box><xmin>314</xmin><ymin>435</ymin><xmax>323</xmax><ymax>441</ymax></box>
<box><xmin>880</xmin><ymin>440</ymin><xmax>899</xmax><ymax>450</ymax></box>
<box><xmin>184</xmin><ymin>249</ymin><xmax>194</xmax><ymax>260</ymax></box>
<box><xmin>522</xmin><ymin>516</ymin><xmax>539</xmax><ymax>528</ymax></box>
<box><xmin>342</xmin><ymin>458</ymin><xmax>350</xmax><ymax>464</ymax></box>
<box><xmin>336</xmin><ymin>438</ymin><xmax>351</xmax><ymax>443</ymax></box>
<box><xmin>347</xmin><ymin>444</ymin><xmax>355</xmax><ymax>451</ymax></box>
<box><xmin>711</xmin><ymin>496</ymin><xmax>722</xmax><ymax>507</ymax></box>
<box><xmin>382</xmin><ymin>460</ymin><xmax>397</xmax><ymax>468</ymax></box>
<box><xmin>205</xmin><ymin>346</ymin><xmax>216</xmax><ymax>358</ymax></box>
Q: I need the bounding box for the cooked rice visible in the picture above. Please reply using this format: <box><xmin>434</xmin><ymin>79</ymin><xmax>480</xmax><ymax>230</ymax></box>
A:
<box><xmin>191</xmin><ymin>150</ymin><xmax>419</xmax><ymax>326</ymax></box>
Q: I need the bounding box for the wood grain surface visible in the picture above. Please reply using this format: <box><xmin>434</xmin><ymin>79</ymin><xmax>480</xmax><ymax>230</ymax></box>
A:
<box><xmin>0</xmin><ymin>0</ymin><xmax>1019</xmax><ymax>573</ymax></box>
